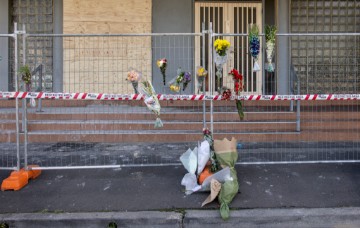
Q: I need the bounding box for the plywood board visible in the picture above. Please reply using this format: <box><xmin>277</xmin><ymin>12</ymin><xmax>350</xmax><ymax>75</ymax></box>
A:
<box><xmin>63</xmin><ymin>0</ymin><xmax>152</xmax><ymax>93</ymax></box>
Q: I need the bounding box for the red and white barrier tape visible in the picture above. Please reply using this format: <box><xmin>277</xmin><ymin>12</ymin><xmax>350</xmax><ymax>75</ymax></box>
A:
<box><xmin>1</xmin><ymin>92</ymin><xmax>360</xmax><ymax>101</ymax></box>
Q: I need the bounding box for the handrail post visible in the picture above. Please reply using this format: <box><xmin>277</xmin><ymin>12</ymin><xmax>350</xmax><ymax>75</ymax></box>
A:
<box><xmin>201</xmin><ymin>22</ymin><xmax>206</xmax><ymax>129</ymax></box>
<box><xmin>208</xmin><ymin>23</ymin><xmax>214</xmax><ymax>134</ymax></box>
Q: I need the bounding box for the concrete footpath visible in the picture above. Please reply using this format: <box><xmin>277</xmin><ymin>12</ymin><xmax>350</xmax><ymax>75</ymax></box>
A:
<box><xmin>1</xmin><ymin>162</ymin><xmax>360</xmax><ymax>227</ymax></box>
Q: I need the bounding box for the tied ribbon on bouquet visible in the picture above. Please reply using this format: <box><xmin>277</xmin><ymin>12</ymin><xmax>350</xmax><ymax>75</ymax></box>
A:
<box><xmin>265</xmin><ymin>25</ymin><xmax>277</xmax><ymax>72</ymax></box>
<box><xmin>249</xmin><ymin>24</ymin><xmax>261</xmax><ymax>72</ymax></box>
<box><xmin>228</xmin><ymin>68</ymin><xmax>244</xmax><ymax>120</ymax></box>
<box><xmin>157</xmin><ymin>58</ymin><xmax>167</xmax><ymax>86</ymax></box>
<box><xmin>196</xmin><ymin>66</ymin><xmax>208</xmax><ymax>93</ymax></box>
<box><xmin>139</xmin><ymin>80</ymin><xmax>163</xmax><ymax>128</ymax></box>
<box><xmin>126</xmin><ymin>69</ymin><xmax>141</xmax><ymax>94</ymax></box>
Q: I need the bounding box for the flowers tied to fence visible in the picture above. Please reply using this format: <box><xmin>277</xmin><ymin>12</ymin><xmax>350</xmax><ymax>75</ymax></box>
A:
<box><xmin>228</xmin><ymin>68</ymin><xmax>245</xmax><ymax>120</ymax></box>
<box><xmin>19</xmin><ymin>65</ymin><xmax>32</xmax><ymax>90</ymax></box>
<box><xmin>196</xmin><ymin>66</ymin><xmax>208</xmax><ymax>93</ymax></box>
<box><xmin>169</xmin><ymin>68</ymin><xmax>191</xmax><ymax>92</ymax></box>
<box><xmin>139</xmin><ymin>80</ymin><xmax>163</xmax><ymax>128</ymax></box>
<box><xmin>157</xmin><ymin>58</ymin><xmax>167</xmax><ymax>86</ymax></box>
<box><xmin>214</xmin><ymin>39</ymin><xmax>230</xmax><ymax>91</ymax></box>
<box><xmin>265</xmin><ymin>25</ymin><xmax>277</xmax><ymax>72</ymax></box>
<box><xmin>19</xmin><ymin>65</ymin><xmax>36</xmax><ymax>107</ymax></box>
<box><xmin>249</xmin><ymin>24</ymin><xmax>261</xmax><ymax>72</ymax></box>
<box><xmin>126</xmin><ymin>69</ymin><xmax>141</xmax><ymax>94</ymax></box>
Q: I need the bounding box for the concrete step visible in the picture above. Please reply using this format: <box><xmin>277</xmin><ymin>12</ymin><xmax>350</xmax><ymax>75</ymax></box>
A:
<box><xmin>22</xmin><ymin>130</ymin><xmax>358</xmax><ymax>143</ymax></box>
<box><xmin>26</xmin><ymin>120</ymin><xmax>297</xmax><ymax>132</ymax></box>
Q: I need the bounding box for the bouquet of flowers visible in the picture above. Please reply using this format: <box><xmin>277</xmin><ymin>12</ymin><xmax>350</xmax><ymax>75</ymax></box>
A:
<box><xmin>169</xmin><ymin>68</ymin><xmax>191</xmax><ymax>92</ymax></box>
<box><xmin>196</xmin><ymin>66</ymin><xmax>208</xmax><ymax>93</ymax></box>
<box><xmin>214</xmin><ymin>39</ymin><xmax>230</xmax><ymax>91</ymax></box>
<box><xmin>157</xmin><ymin>58</ymin><xmax>167</xmax><ymax>86</ymax></box>
<box><xmin>214</xmin><ymin>137</ymin><xmax>239</xmax><ymax>220</ymax></box>
<box><xmin>126</xmin><ymin>69</ymin><xmax>141</xmax><ymax>94</ymax></box>
<box><xmin>182</xmin><ymin>72</ymin><xmax>191</xmax><ymax>91</ymax></box>
<box><xmin>228</xmin><ymin>68</ymin><xmax>245</xmax><ymax>120</ymax></box>
<box><xmin>139</xmin><ymin>80</ymin><xmax>163</xmax><ymax>128</ymax></box>
<box><xmin>203</xmin><ymin>128</ymin><xmax>219</xmax><ymax>173</ymax></box>
<box><xmin>249</xmin><ymin>24</ymin><xmax>261</xmax><ymax>72</ymax></box>
<box><xmin>265</xmin><ymin>25</ymin><xmax>277</xmax><ymax>72</ymax></box>
<box><xmin>19</xmin><ymin>65</ymin><xmax>36</xmax><ymax>107</ymax></box>
<box><xmin>180</xmin><ymin>133</ymin><xmax>239</xmax><ymax>220</ymax></box>
<box><xmin>19</xmin><ymin>65</ymin><xmax>32</xmax><ymax>91</ymax></box>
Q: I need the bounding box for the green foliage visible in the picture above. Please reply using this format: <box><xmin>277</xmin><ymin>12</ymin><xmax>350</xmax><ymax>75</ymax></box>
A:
<box><xmin>19</xmin><ymin>65</ymin><xmax>32</xmax><ymax>85</ymax></box>
<box><xmin>265</xmin><ymin>25</ymin><xmax>277</xmax><ymax>43</ymax></box>
<box><xmin>108</xmin><ymin>222</ymin><xmax>117</xmax><ymax>228</ymax></box>
<box><xmin>249</xmin><ymin>24</ymin><xmax>260</xmax><ymax>39</ymax></box>
<box><xmin>0</xmin><ymin>222</ymin><xmax>9</xmax><ymax>228</ymax></box>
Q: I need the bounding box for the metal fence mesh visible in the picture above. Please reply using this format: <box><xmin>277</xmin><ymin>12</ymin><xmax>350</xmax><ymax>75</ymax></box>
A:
<box><xmin>1</xmin><ymin>32</ymin><xmax>360</xmax><ymax>170</ymax></box>
<box><xmin>0</xmin><ymin>35</ymin><xmax>18</xmax><ymax>170</ymax></box>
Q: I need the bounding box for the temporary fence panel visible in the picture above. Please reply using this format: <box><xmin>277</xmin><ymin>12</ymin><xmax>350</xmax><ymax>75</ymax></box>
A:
<box><xmin>0</xmin><ymin>33</ymin><xmax>20</xmax><ymax>171</ymax></box>
<box><xmin>22</xmin><ymin>33</ymin><xmax>208</xmax><ymax>170</ymax></box>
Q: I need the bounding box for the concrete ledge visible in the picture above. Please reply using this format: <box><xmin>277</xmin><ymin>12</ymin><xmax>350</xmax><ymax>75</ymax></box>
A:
<box><xmin>0</xmin><ymin>211</ymin><xmax>183</xmax><ymax>228</ymax></box>
<box><xmin>184</xmin><ymin>207</ymin><xmax>360</xmax><ymax>228</ymax></box>
<box><xmin>2</xmin><ymin>208</ymin><xmax>360</xmax><ymax>228</ymax></box>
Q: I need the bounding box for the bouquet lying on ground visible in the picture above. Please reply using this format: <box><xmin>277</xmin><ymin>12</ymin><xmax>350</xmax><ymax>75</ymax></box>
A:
<box><xmin>180</xmin><ymin>128</ymin><xmax>239</xmax><ymax>220</ymax></box>
<box><xmin>126</xmin><ymin>69</ymin><xmax>141</xmax><ymax>94</ymax></box>
<box><xmin>196</xmin><ymin>66</ymin><xmax>208</xmax><ymax>93</ymax></box>
<box><xmin>139</xmin><ymin>80</ymin><xmax>163</xmax><ymax>128</ymax></box>
<box><xmin>157</xmin><ymin>58</ymin><xmax>167</xmax><ymax>86</ymax></box>
<box><xmin>249</xmin><ymin>24</ymin><xmax>261</xmax><ymax>72</ymax></box>
<box><xmin>265</xmin><ymin>25</ymin><xmax>277</xmax><ymax>72</ymax></box>
<box><xmin>228</xmin><ymin>68</ymin><xmax>245</xmax><ymax>120</ymax></box>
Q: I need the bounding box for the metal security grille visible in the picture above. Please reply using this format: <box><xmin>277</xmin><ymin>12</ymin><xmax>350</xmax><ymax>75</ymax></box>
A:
<box><xmin>291</xmin><ymin>0</ymin><xmax>360</xmax><ymax>94</ymax></box>
<box><xmin>195</xmin><ymin>2</ymin><xmax>262</xmax><ymax>94</ymax></box>
<box><xmin>10</xmin><ymin>0</ymin><xmax>54</xmax><ymax>92</ymax></box>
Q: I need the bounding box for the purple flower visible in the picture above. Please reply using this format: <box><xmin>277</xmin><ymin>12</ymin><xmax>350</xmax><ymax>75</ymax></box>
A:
<box><xmin>184</xmin><ymin>72</ymin><xmax>191</xmax><ymax>82</ymax></box>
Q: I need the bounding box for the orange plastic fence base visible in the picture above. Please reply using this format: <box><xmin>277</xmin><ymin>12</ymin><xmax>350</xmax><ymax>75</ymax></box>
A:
<box><xmin>1</xmin><ymin>165</ymin><xmax>41</xmax><ymax>191</ymax></box>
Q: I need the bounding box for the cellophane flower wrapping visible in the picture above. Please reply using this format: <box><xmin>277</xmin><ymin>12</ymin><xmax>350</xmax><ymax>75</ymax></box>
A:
<box><xmin>157</xmin><ymin>58</ymin><xmax>167</xmax><ymax>85</ymax></box>
<box><xmin>168</xmin><ymin>70</ymin><xmax>182</xmax><ymax>93</ymax></box>
<box><xmin>196</xmin><ymin>66</ymin><xmax>207</xmax><ymax>93</ymax></box>
<box><xmin>126</xmin><ymin>69</ymin><xmax>142</xmax><ymax>94</ymax></box>
<box><xmin>214</xmin><ymin>39</ymin><xmax>230</xmax><ymax>84</ymax></box>
<box><xmin>249</xmin><ymin>24</ymin><xmax>261</xmax><ymax>72</ymax></box>
<box><xmin>169</xmin><ymin>68</ymin><xmax>191</xmax><ymax>92</ymax></box>
<box><xmin>139</xmin><ymin>80</ymin><xmax>163</xmax><ymax>128</ymax></box>
<box><xmin>265</xmin><ymin>25</ymin><xmax>277</xmax><ymax>72</ymax></box>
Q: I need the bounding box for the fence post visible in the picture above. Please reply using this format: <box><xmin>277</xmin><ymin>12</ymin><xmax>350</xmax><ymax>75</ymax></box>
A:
<box><xmin>21</xmin><ymin>24</ymin><xmax>29</xmax><ymax>170</ymax></box>
<box><xmin>13</xmin><ymin>23</ymin><xmax>21</xmax><ymax>171</ymax></box>
<box><xmin>208</xmin><ymin>23</ymin><xmax>214</xmax><ymax>133</ymax></box>
<box><xmin>202</xmin><ymin>22</ymin><xmax>206</xmax><ymax>129</ymax></box>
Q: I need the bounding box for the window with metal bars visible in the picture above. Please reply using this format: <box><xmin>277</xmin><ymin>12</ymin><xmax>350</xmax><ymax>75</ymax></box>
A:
<box><xmin>9</xmin><ymin>0</ymin><xmax>54</xmax><ymax>92</ymax></box>
<box><xmin>291</xmin><ymin>0</ymin><xmax>360</xmax><ymax>94</ymax></box>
